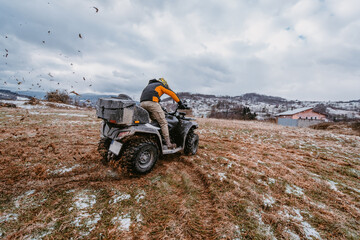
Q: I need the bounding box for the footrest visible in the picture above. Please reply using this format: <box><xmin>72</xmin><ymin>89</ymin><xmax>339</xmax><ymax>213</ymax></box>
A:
<box><xmin>163</xmin><ymin>147</ymin><xmax>182</xmax><ymax>155</ymax></box>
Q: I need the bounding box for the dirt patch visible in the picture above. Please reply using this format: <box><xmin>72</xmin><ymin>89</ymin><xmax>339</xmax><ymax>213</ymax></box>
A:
<box><xmin>311</xmin><ymin>121</ymin><xmax>360</xmax><ymax>136</ymax></box>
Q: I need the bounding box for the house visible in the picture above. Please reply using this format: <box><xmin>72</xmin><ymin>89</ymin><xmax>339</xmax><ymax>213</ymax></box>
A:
<box><xmin>276</xmin><ymin>107</ymin><xmax>327</xmax><ymax>127</ymax></box>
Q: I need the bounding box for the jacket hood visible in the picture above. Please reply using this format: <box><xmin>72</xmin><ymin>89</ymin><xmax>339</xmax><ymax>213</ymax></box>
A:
<box><xmin>148</xmin><ymin>79</ymin><xmax>158</xmax><ymax>84</ymax></box>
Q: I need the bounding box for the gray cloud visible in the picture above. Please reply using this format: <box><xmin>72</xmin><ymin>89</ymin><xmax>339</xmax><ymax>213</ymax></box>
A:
<box><xmin>1</xmin><ymin>0</ymin><xmax>359</xmax><ymax>101</ymax></box>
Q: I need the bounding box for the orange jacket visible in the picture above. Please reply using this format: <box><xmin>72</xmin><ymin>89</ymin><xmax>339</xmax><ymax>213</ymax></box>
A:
<box><xmin>140</xmin><ymin>79</ymin><xmax>180</xmax><ymax>103</ymax></box>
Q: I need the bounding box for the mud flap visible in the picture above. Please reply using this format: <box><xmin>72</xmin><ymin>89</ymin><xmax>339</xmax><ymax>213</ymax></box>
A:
<box><xmin>109</xmin><ymin>140</ymin><xmax>122</xmax><ymax>155</ymax></box>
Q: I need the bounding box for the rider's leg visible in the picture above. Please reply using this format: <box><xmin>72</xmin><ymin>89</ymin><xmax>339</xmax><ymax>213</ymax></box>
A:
<box><xmin>140</xmin><ymin>101</ymin><xmax>176</xmax><ymax>149</ymax></box>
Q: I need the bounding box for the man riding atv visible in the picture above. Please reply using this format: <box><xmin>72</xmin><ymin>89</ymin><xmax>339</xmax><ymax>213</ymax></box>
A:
<box><xmin>96</xmin><ymin>78</ymin><xmax>198</xmax><ymax>174</ymax></box>
<box><xmin>140</xmin><ymin>78</ymin><xmax>187</xmax><ymax>149</ymax></box>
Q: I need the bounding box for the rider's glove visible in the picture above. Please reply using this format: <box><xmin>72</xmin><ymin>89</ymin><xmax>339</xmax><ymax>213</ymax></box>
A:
<box><xmin>178</xmin><ymin>100</ymin><xmax>188</xmax><ymax>109</ymax></box>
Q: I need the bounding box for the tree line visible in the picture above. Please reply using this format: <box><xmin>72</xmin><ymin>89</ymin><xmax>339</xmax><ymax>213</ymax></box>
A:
<box><xmin>209</xmin><ymin>105</ymin><xmax>257</xmax><ymax>120</ymax></box>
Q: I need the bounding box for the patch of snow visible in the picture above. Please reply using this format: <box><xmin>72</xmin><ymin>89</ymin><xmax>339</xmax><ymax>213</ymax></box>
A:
<box><xmin>58</xmin><ymin>113</ymin><xmax>87</xmax><ymax>117</ymax></box>
<box><xmin>327</xmin><ymin>107</ymin><xmax>360</xmax><ymax>118</ymax></box>
<box><xmin>263</xmin><ymin>195</ymin><xmax>276</xmax><ymax>208</ymax></box>
<box><xmin>135</xmin><ymin>190</ymin><xmax>146</xmax><ymax>203</ymax></box>
<box><xmin>346</xmin><ymin>186</ymin><xmax>360</xmax><ymax>194</ymax></box>
<box><xmin>51</xmin><ymin>164</ymin><xmax>80</xmax><ymax>175</ymax></box>
<box><xmin>136</xmin><ymin>213</ymin><xmax>143</xmax><ymax>223</ymax></box>
<box><xmin>233</xmin><ymin>225</ymin><xmax>242</xmax><ymax>240</ymax></box>
<box><xmin>284</xmin><ymin>228</ymin><xmax>301</xmax><ymax>240</ymax></box>
<box><xmin>70</xmin><ymin>190</ymin><xmax>100</xmax><ymax>235</ymax></box>
<box><xmin>0</xmin><ymin>100</ymin><xmax>47</xmax><ymax>109</ymax></box>
<box><xmin>112</xmin><ymin>213</ymin><xmax>131</xmax><ymax>231</ymax></box>
<box><xmin>310</xmin><ymin>201</ymin><xmax>327</xmax><ymax>209</ymax></box>
<box><xmin>44</xmin><ymin>102</ymin><xmax>77</xmax><ymax>109</ymax></box>
<box><xmin>302</xmin><ymin>221</ymin><xmax>322</xmax><ymax>240</ymax></box>
<box><xmin>218</xmin><ymin>172</ymin><xmax>227</xmax><ymax>181</ymax></box>
<box><xmin>279</xmin><ymin>208</ymin><xmax>322</xmax><ymax>240</ymax></box>
<box><xmin>257</xmin><ymin>179</ymin><xmax>268</xmax><ymax>186</ymax></box>
<box><xmin>327</xmin><ymin>180</ymin><xmax>339</xmax><ymax>192</ymax></box>
<box><xmin>14</xmin><ymin>190</ymin><xmax>36</xmax><ymax>208</ymax></box>
<box><xmin>29</xmin><ymin>111</ymin><xmax>87</xmax><ymax>117</ymax></box>
<box><xmin>17</xmin><ymin>97</ymin><xmax>29</xmax><ymax>101</ymax></box>
<box><xmin>25</xmin><ymin>190</ymin><xmax>36</xmax><ymax>196</ymax></box>
<box><xmin>268</xmin><ymin>178</ymin><xmax>276</xmax><ymax>184</ymax></box>
<box><xmin>24</xmin><ymin>225</ymin><xmax>55</xmax><ymax>240</ymax></box>
<box><xmin>73</xmin><ymin>212</ymin><xmax>101</xmax><ymax>235</ymax></box>
<box><xmin>72</xmin><ymin>190</ymin><xmax>97</xmax><ymax>210</ymax></box>
<box><xmin>111</xmin><ymin>192</ymin><xmax>131</xmax><ymax>204</ymax></box>
<box><xmin>349</xmin><ymin>168</ymin><xmax>360</xmax><ymax>178</ymax></box>
<box><xmin>292</xmin><ymin>209</ymin><xmax>304</xmax><ymax>222</ymax></box>
<box><xmin>285</xmin><ymin>184</ymin><xmax>304</xmax><ymax>196</ymax></box>
<box><xmin>253</xmin><ymin>211</ymin><xmax>277</xmax><ymax>240</ymax></box>
<box><xmin>0</xmin><ymin>213</ymin><xmax>18</xmax><ymax>223</ymax></box>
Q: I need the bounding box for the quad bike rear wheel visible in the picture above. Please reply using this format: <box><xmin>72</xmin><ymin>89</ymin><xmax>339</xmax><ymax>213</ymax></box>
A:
<box><xmin>184</xmin><ymin>129</ymin><xmax>199</xmax><ymax>155</ymax></box>
<box><xmin>120</xmin><ymin>136</ymin><xmax>159</xmax><ymax>174</ymax></box>
<box><xmin>98</xmin><ymin>137</ymin><xmax>112</xmax><ymax>165</ymax></box>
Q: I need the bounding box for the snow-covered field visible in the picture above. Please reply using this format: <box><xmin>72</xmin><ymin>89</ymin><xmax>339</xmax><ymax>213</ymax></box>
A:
<box><xmin>0</xmin><ymin>99</ymin><xmax>78</xmax><ymax>110</ymax></box>
<box><xmin>0</xmin><ymin>106</ymin><xmax>359</xmax><ymax>239</ymax></box>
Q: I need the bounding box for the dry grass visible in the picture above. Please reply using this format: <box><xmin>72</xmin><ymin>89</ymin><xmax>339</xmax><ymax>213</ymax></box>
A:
<box><xmin>0</xmin><ymin>108</ymin><xmax>359</xmax><ymax>239</ymax></box>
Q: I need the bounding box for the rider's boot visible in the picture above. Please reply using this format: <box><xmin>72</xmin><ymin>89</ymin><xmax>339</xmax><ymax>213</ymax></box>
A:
<box><xmin>165</xmin><ymin>137</ymin><xmax>176</xmax><ymax>149</ymax></box>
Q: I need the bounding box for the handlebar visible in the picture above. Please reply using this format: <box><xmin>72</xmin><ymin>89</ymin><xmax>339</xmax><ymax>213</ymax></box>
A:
<box><xmin>163</xmin><ymin>104</ymin><xmax>190</xmax><ymax>117</ymax></box>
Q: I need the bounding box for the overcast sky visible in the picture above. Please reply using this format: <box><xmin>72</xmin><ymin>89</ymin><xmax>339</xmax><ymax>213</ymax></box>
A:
<box><xmin>1</xmin><ymin>0</ymin><xmax>360</xmax><ymax>101</ymax></box>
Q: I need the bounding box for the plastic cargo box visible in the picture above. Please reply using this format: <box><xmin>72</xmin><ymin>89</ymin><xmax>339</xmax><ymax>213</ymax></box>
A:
<box><xmin>96</xmin><ymin>98</ymin><xmax>149</xmax><ymax>125</ymax></box>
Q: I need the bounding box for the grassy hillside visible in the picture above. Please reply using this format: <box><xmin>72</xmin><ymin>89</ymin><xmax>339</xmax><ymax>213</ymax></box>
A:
<box><xmin>0</xmin><ymin>107</ymin><xmax>359</xmax><ymax>239</ymax></box>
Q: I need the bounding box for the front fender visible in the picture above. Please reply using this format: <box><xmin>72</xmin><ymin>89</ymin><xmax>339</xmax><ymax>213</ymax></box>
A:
<box><xmin>180</xmin><ymin>121</ymin><xmax>198</xmax><ymax>148</ymax></box>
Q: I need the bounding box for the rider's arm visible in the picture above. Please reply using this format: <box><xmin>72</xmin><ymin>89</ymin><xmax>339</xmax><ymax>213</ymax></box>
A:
<box><xmin>155</xmin><ymin>86</ymin><xmax>180</xmax><ymax>102</ymax></box>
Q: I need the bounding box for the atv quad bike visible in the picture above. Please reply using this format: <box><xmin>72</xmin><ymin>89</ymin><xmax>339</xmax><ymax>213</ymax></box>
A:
<box><xmin>96</xmin><ymin>94</ymin><xmax>199</xmax><ymax>174</ymax></box>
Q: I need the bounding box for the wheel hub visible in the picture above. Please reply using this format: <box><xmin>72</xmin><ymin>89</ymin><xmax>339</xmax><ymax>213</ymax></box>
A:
<box><xmin>138</xmin><ymin>150</ymin><xmax>153</xmax><ymax>168</ymax></box>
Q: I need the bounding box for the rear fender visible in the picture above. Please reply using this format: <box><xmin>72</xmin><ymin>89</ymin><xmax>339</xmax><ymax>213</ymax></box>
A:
<box><xmin>120</xmin><ymin>124</ymin><xmax>164</xmax><ymax>153</ymax></box>
<box><xmin>100</xmin><ymin>121</ymin><xmax>127</xmax><ymax>139</ymax></box>
<box><xmin>132</xmin><ymin>124</ymin><xmax>163</xmax><ymax>148</ymax></box>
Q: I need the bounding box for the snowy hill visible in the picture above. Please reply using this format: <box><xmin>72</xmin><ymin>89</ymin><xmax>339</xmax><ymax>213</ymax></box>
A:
<box><xmin>163</xmin><ymin>92</ymin><xmax>360</xmax><ymax>120</ymax></box>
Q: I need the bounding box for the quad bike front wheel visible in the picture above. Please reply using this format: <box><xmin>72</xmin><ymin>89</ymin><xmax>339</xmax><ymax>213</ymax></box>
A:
<box><xmin>184</xmin><ymin>129</ymin><xmax>199</xmax><ymax>155</ymax></box>
<box><xmin>120</xmin><ymin>136</ymin><xmax>159</xmax><ymax>174</ymax></box>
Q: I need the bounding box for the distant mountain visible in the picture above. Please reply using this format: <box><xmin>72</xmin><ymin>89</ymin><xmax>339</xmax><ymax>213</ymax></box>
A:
<box><xmin>166</xmin><ymin>92</ymin><xmax>290</xmax><ymax>104</ymax></box>
<box><xmin>235</xmin><ymin>93</ymin><xmax>291</xmax><ymax>104</ymax></box>
<box><xmin>0</xmin><ymin>89</ymin><xmax>117</xmax><ymax>106</ymax></box>
<box><xmin>16</xmin><ymin>90</ymin><xmax>116</xmax><ymax>106</ymax></box>
<box><xmin>16</xmin><ymin>90</ymin><xmax>47</xmax><ymax>99</ymax></box>
<box><xmin>74</xmin><ymin>93</ymin><xmax>117</xmax><ymax>104</ymax></box>
<box><xmin>0</xmin><ymin>89</ymin><xmax>32</xmax><ymax>100</ymax></box>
